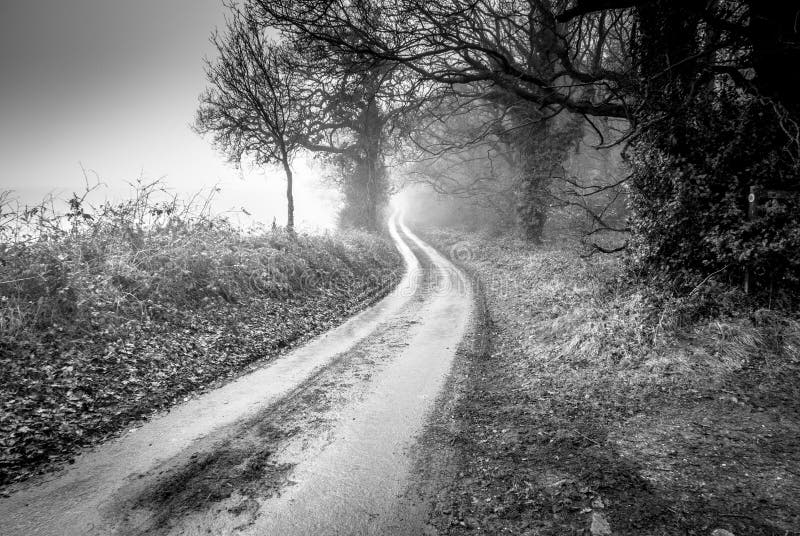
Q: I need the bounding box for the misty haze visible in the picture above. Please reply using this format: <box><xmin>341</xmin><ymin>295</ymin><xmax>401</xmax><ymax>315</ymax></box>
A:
<box><xmin>1</xmin><ymin>1</ymin><xmax>799</xmax><ymax>535</ymax></box>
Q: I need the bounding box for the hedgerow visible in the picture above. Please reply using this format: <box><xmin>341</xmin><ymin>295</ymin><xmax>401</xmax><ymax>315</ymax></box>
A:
<box><xmin>0</xmin><ymin>182</ymin><xmax>401</xmax><ymax>486</ymax></box>
<box><xmin>627</xmin><ymin>83</ymin><xmax>800</xmax><ymax>307</ymax></box>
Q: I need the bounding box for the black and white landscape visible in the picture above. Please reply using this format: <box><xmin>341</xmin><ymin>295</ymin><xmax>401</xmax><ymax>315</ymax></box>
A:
<box><xmin>1</xmin><ymin>1</ymin><xmax>799</xmax><ymax>535</ymax></box>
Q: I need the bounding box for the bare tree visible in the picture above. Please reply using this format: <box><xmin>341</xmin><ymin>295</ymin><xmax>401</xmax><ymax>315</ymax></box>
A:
<box><xmin>251</xmin><ymin>0</ymin><xmax>634</xmax><ymax>241</ymax></box>
<box><xmin>296</xmin><ymin>52</ymin><xmax>400</xmax><ymax>230</ymax></box>
<box><xmin>196</xmin><ymin>11</ymin><xmax>309</xmax><ymax>231</ymax></box>
<box><xmin>254</xmin><ymin>0</ymin><xmax>800</xmax><ymax>122</ymax></box>
<box><xmin>243</xmin><ymin>0</ymin><xmax>800</xmax><ymax>289</ymax></box>
<box><xmin>279</xmin><ymin>33</ymin><xmax>432</xmax><ymax>230</ymax></box>
<box><xmin>252</xmin><ymin>0</ymin><xmax>634</xmax><ymax>120</ymax></box>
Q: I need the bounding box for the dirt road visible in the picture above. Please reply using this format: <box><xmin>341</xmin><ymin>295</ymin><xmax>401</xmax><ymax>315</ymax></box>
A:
<box><xmin>0</xmin><ymin>213</ymin><xmax>473</xmax><ymax>536</ymax></box>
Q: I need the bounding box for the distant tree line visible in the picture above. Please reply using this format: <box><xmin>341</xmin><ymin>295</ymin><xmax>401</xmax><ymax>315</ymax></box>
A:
<box><xmin>197</xmin><ymin>0</ymin><xmax>800</xmax><ymax>303</ymax></box>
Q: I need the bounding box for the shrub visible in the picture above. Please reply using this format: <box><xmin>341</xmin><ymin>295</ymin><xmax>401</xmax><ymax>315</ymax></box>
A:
<box><xmin>627</xmin><ymin>87</ymin><xmax>800</xmax><ymax>307</ymax></box>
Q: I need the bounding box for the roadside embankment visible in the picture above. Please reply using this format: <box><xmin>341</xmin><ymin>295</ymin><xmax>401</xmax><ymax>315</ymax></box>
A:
<box><xmin>0</xmin><ymin>198</ymin><xmax>401</xmax><ymax>488</ymax></box>
<box><xmin>419</xmin><ymin>227</ymin><xmax>800</xmax><ymax>536</ymax></box>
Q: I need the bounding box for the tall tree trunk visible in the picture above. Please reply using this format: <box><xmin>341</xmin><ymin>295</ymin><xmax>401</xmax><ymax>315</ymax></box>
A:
<box><xmin>342</xmin><ymin>98</ymin><xmax>385</xmax><ymax>231</ymax></box>
<box><xmin>365</xmin><ymin>156</ymin><xmax>376</xmax><ymax>230</ymax></box>
<box><xmin>512</xmin><ymin>3</ymin><xmax>562</xmax><ymax>243</ymax></box>
<box><xmin>362</xmin><ymin>99</ymin><xmax>383</xmax><ymax>231</ymax></box>
<box><xmin>281</xmin><ymin>157</ymin><xmax>295</xmax><ymax>232</ymax></box>
<box><xmin>364</xmin><ymin>136</ymin><xmax>381</xmax><ymax>231</ymax></box>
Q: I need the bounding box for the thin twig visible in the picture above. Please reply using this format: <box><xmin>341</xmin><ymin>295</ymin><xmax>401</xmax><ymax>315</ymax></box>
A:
<box><xmin>688</xmin><ymin>265</ymin><xmax>730</xmax><ymax>296</ymax></box>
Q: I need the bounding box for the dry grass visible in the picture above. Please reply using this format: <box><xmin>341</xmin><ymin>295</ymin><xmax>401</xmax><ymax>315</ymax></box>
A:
<box><xmin>0</xmin><ymin>182</ymin><xmax>401</xmax><ymax>487</ymax></box>
<box><xmin>422</xmin><ymin>226</ymin><xmax>800</xmax><ymax>535</ymax></box>
<box><xmin>0</xmin><ymin>181</ymin><xmax>396</xmax><ymax>336</ymax></box>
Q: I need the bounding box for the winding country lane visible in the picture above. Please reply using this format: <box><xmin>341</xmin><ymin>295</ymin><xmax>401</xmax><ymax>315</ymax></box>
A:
<box><xmin>0</xmin><ymin>212</ymin><xmax>473</xmax><ymax>536</ymax></box>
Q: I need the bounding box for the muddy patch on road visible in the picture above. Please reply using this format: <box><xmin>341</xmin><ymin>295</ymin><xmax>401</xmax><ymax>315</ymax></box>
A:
<box><xmin>133</xmin><ymin>445</ymin><xmax>294</xmax><ymax>532</ymax></box>
<box><xmin>112</xmin><ymin>337</ymin><xmax>407</xmax><ymax>534</ymax></box>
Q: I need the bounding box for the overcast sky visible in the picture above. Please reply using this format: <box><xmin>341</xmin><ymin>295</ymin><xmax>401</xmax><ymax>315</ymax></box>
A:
<box><xmin>0</xmin><ymin>0</ymin><xmax>338</xmax><ymax>230</ymax></box>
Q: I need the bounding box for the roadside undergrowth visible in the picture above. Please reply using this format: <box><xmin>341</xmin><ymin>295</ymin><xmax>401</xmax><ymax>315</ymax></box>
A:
<box><xmin>421</xmin><ymin>227</ymin><xmax>800</xmax><ymax>536</ymax></box>
<box><xmin>0</xmin><ymin>182</ymin><xmax>401</xmax><ymax>488</ymax></box>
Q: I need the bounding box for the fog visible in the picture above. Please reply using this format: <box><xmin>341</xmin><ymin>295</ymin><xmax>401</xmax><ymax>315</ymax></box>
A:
<box><xmin>0</xmin><ymin>0</ymin><xmax>339</xmax><ymax>230</ymax></box>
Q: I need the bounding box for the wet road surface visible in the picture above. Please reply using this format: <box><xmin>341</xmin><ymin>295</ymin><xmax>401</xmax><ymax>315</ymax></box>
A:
<box><xmin>0</xmin><ymin>213</ymin><xmax>473</xmax><ymax>535</ymax></box>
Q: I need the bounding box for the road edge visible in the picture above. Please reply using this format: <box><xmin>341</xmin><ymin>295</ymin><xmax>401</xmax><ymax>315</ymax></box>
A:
<box><xmin>400</xmin><ymin>227</ymin><xmax>493</xmax><ymax>534</ymax></box>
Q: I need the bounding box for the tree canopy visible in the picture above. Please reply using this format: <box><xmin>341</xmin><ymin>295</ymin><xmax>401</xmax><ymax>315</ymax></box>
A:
<box><xmin>200</xmin><ymin>0</ymin><xmax>800</xmax><ymax>302</ymax></box>
<box><xmin>196</xmin><ymin>13</ymin><xmax>310</xmax><ymax>230</ymax></box>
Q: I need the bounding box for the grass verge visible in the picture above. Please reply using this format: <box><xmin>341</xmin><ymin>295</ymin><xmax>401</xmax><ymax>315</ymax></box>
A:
<box><xmin>421</xmin><ymin>227</ymin><xmax>800</xmax><ymax>536</ymax></box>
<box><xmin>0</xmin><ymin>185</ymin><xmax>401</xmax><ymax>488</ymax></box>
